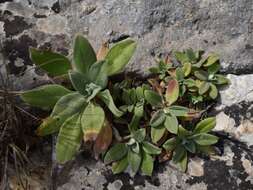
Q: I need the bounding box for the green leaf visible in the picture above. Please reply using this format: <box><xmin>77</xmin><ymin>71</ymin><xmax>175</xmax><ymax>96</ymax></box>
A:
<box><xmin>150</xmin><ymin>110</ymin><xmax>166</xmax><ymax>128</ymax></box>
<box><xmin>128</xmin><ymin>149</ymin><xmax>142</xmax><ymax>174</ymax></box>
<box><xmin>167</xmin><ymin>106</ymin><xmax>189</xmax><ymax>117</ymax></box>
<box><xmin>56</xmin><ymin>113</ymin><xmax>82</xmax><ymax>164</ymax></box>
<box><xmin>164</xmin><ymin>114</ymin><xmax>178</xmax><ymax>134</ymax></box>
<box><xmin>132</xmin><ymin>128</ymin><xmax>146</xmax><ymax>143</ymax></box>
<box><xmin>142</xmin><ymin>141</ymin><xmax>161</xmax><ymax>155</ymax></box>
<box><xmin>209</xmin><ymin>84</ymin><xmax>218</xmax><ymax>99</ymax></box>
<box><xmin>112</xmin><ymin>156</ymin><xmax>129</xmax><ymax>174</ymax></box>
<box><xmin>98</xmin><ymin>89</ymin><xmax>123</xmax><ymax>117</ymax></box>
<box><xmin>136</xmin><ymin>86</ymin><xmax>145</xmax><ymax>101</ymax></box>
<box><xmin>194</xmin><ymin>70</ymin><xmax>208</xmax><ymax>81</ymax></box>
<box><xmin>192</xmin><ymin>133</ymin><xmax>218</xmax><ymax>145</ymax></box>
<box><xmin>88</xmin><ymin>60</ymin><xmax>108</xmax><ymax>88</ymax></box>
<box><xmin>186</xmin><ymin>49</ymin><xmax>198</xmax><ymax>62</ymax></box>
<box><xmin>182</xmin><ymin>62</ymin><xmax>191</xmax><ymax>77</ymax></box>
<box><xmin>144</xmin><ymin>90</ymin><xmax>163</xmax><ymax>107</ymax></box>
<box><xmin>73</xmin><ymin>34</ymin><xmax>97</xmax><ymax>74</ymax></box>
<box><xmin>104</xmin><ymin>143</ymin><xmax>128</xmax><ymax>164</ymax></box>
<box><xmin>129</xmin><ymin>103</ymin><xmax>144</xmax><ymax>132</ymax></box>
<box><xmin>163</xmin><ymin>137</ymin><xmax>178</xmax><ymax>151</ymax></box>
<box><xmin>81</xmin><ymin>103</ymin><xmax>105</xmax><ymax>142</ymax></box>
<box><xmin>183</xmin><ymin>140</ymin><xmax>196</xmax><ymax>153</ymax></box>
<box><xmin>165</xmin><ymin>79</ymin><xmax>179</xmax><ymax>105</ymax></box>
<box><xmin>184</xmin><ymin>79</ymin><xmax>196</xmax><ymax>88</ymax></box>
<box><xmin>68</xmin><ymin>71</ymin><xmax>90</xmax><ymax>95</ymax></box>
<box><xmin>141</xmin><ymin>152</ymin><xmax>153</xmax><ymax>176</ymax></box>
<box><xmin>36</xmin><ymin>93</ymin><xmax>86</xmax><ymax>136</ymax></box>
<box><xmin>131</xmin><ymin>142</ymin><xmax>140</xmax><ymax>153</ymax></box>
<box><xmin>178</xmin><ymin>151</ymin><xmax>187</xmax><ymax>172</ymax></box>
<box><xmin>106</xmin><ymin>39</ymin><xmax>137</xmax><ymax>76</ymax></box>
<box><xmin>214</xmin><ymin>74</ymin><xmax>230</xmax><ymax>85</ymax></box>
<box><xmin>173</xmin><ymin>146</ymin><xmax>186</xmax><ymax>163</ymax></box>
<box><xmin>174</xmin><ymin>51</ymin><xmax>189</xmax><ymax>63</ymax></box>
<box><xmin>208</xmin><ymin>63</ymin><xmax>220</xmax><ymax>75</ymax></box>
<box><xmin>21</xmin><ymin>84</ymin><xmax>71</xmax><ymax>110</ymax></box>
<box><xmin>151</xmin><ymin>126</ymin><xmax>166</xmax><ymax>144</ymax></box>
<box><xmin>203</xmin><ymin>54</ymin><xmax>219</xmax><ymax>67</ymax></box>
<box><xmin>178</xmin><ymin>125</ymin><xmax>191</xmax><ymax>138</ymax></box>
<box><xmin>176</xmin><ymin>67</ymin><xmax>185</xmax><ymax>81</ymax></box>
<box><xmin>29</xmin><ymin>48</ymin><xmax>71</xmax><ymax>76</ymax></box>
<box><xmin>198</xmin><ymin>81</ymin><xmax>210</xmax><ymax>95</ymax></box>
<box><xmin>193</xmin><ymin>117</ymin><xmax>216</xmax><ymax>134</ymax></box>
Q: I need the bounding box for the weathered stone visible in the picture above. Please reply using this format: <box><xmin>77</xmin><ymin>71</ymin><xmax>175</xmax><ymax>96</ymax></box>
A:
<box><xmin>1</xmin><ymin>0</ymin><xmax>253</xmax><ymax>190</ymax></box>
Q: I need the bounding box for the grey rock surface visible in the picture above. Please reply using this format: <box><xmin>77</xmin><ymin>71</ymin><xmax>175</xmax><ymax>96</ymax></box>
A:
<box><xmin>0</xmin><ymin>0</ymin><xmax>253</xmax><ymax>190</ymax></box>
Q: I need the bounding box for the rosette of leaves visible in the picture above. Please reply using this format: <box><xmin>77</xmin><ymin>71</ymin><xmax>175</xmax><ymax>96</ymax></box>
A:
<box><xmin>104</xmin><ymin>128</ymin><xmax>161</xmax><ymax>176</ymax></box>
<box><xmin>173</xmin><ymin>49</ymin><xmax>230</xmax><ymax>103</ymax></box>
<box><xmin>163</xmin><ymin>117</ymin><xmax>217</xmax><ymax>171</ymax></box>
<box><xmin>20</xmin><ymin>34</ymin><xmax>137</xmax><ymax>163</ymax></box>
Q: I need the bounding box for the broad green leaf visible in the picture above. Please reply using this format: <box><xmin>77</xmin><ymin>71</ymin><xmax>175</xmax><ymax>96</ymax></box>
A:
<box><xmin>93</xmin><ymin>119</ymin><xmax>112</xmax><ymax>159</ymax></box>
<box><xmin>151</xmin><ymin>126</ymin><xmax>166</xmax><ymax>143</ymax></box>
<box><xmin>69</xmin><ymin>71</ymin><xmax>90</xmax><ymax>95</ymax></box>
<box><xmin>136</xmin><ymin>86</ymin><xmax>145</xmax><ymax>101</ymax></box>
<box><xmin>141</xmin><ymin>152</ymin><xmax>153</xmax><ymax>176</ymax></box>
<box><xmin>165</xmin><ymin>79</ymin><xmax>179</xmax><ymax>105</ymax></box>
<box><xmin>36</xmin><ymin>93</ymin><xmax>86</xmax><ymax>136</ymax></box>
<box><xmin>88</xmin><ymin>60</ymin><xmax>108</xmax><ymax>88</ymax></box>
<box><xmin>178</xmin><ymin>125</ymin><xmax>191</xmax><ymax>138</ymax></box>
<box><xmin>192</xmin><ymin>133</ymin><xmax>218</xmax><ymax>145</ymax></box>
<box><xmin>144</xmin><ymin>90</ymin><xmax>163</xmax><ymax>107</ymax></box>
<box><xmin>193</xmin><ymin>117</ymin><xmax>216</xmax><ymax>134</ymax></box>
<box><xmin>142</xmin><ymin>141</ymin><xmax>161</xmax><ymax>155</ymax></box>
<box><xmin>106</xmin><ymin>39</ymin><xmax>137</xmax><ymax>76</ymax></box>
<box><xmin>56</xmin><ymin>113</ymin><xmax>82</xmax><ymax>164</ymax></box>
<box><xmin>104</xmin><ymin>143</ymin><xmax>128</xmax><ymax>164</ymax></box>
<box><xmin>182</xmin><ymin>62</ymin><xmax>191</xmax><ymax>76</ymax></box>
<box><xmin>214</xmin><ymin>74</ymin><xmax>230</xmax><ymax>85</ymax></box>
<box><xmin>112</xmin><ymin>156</ymin><xmax>128</xmax><ymax>174</ymax></box>
<box><xmin>132</xmin><ymin>128</ymin><xmax>146</xmax><ymax>143</ymax></box>
<box><xmin>163</xmin><ymin>137</ymin><xmax>178</xmax><ymax>151</ymax></box>
<box><xmin>128</xmin><ymin>149</ymin><xmax>142</xmax><ymax>174</ymax></box>
<box><xmin>194</xmin><ymin>70</ymin><xmax>208</xmax><ymax>81</ymax></box>
<box><xmin>173</xmin><ymin>146</ymin><xmax>186</xmax><ymax>163</ymax></box>
<box><xmin>178</xmin><ymin>151</ymin><xmax>187</xmax><ymax>172</ymax></box>
<box><xmin>150</xmin><ymin>110</ymin><xmax>166</xmax><ymax>128</ymax></box>
<box><xmin>186</xmin><ymin>49</ymin><xmax>197</xmax><ymax>62</ymax></box>
<box><xmin>198</xmin><ymin>81</ymin><xmax>210</xmax><ymax>95</ymax></box>
<box><xmin>209</xmin><ymin>84</ymin><xmax>218</xmax><ymax>99</ymax></box>
<box><xmin>176</xmin><ymin>67</ymin><xmax>185</xmax><ymax>81</ymax></box>
<box><xmin>203</xmin><ymin>54</ymin><xmax>219</xmax><ymax>67</ymax></box>
<box><xmin>29</xmin><ymin>48</ymin><xmax>71</xmax><ymax>76</ymax></box>
<box><xmin>81</xmin><ymin>103</ymin><xmax>105</xmax><ymax>142</ymax></box>
<box><xmin>174</xmin><ymin>51</ymin><xmax>189</xmax><ymax>63</ymax></box>
<box><xmin>21</xmin><ymin>84</ymin><xmax>71</xmax><ymax>110</ymax></box>
<box><xmin>167</xmin><ymin>106</ymin><xmax>189</xmax><ymax>117</ymax></box>
<box><xmin>98</xmin><ymin>89</ymin><xmax>123</xmax><ymax>117</ymax></box>
<box><xmin>73</xmin><ymin>34</ymin><xmax>97</xmax><ymax>74</ymax></box>
<box><xmin>164</xmin><ymin>114</ymin><xmax>178</xmax><ymax>134</ymax></box>
<box><xmin>208</xmin><ymin>63</ymin><xmax>220</xmax><ymax>75</ymax></box>
<box><xmin>183</xmin><ymin>140</ymin><xmax>196</xmax><ymax>153</ymax></box>
<box><xmin>129</xmin><ymin>103</ymin><xmax>144</xmax><ymax>132</ymax></box>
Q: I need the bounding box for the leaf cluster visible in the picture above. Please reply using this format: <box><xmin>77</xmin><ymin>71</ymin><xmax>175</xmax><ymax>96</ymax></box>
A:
<box><xmin>20</xmin><ymin>37</ymin><xmax>229</xmax><ymax>176</ymax></box>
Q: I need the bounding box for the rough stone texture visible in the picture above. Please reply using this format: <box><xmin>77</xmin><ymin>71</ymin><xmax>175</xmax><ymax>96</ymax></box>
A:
<box><xmin>0</xmin><ymin>0</ymin><xmax>253</xmax><ymax>190</ymax></box>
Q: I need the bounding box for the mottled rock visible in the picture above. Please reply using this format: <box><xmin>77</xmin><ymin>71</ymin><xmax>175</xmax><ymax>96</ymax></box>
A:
<box><xmin>1</xmin><ymin>0</ymin><xmax>253</xmax><ymax>190</ymax></box>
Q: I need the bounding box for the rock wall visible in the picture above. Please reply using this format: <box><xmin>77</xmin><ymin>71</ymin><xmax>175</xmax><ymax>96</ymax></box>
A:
<box><xmin>0</xmin><ymin>0</ymin><xmax>253</xmax><ymax>190</ymax></box>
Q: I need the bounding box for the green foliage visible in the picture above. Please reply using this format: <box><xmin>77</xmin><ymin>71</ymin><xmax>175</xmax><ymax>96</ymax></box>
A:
<box><xmin>22</xmin><ymin>37</ymin><xmax>230</xmax><ymax>176</ymax></box>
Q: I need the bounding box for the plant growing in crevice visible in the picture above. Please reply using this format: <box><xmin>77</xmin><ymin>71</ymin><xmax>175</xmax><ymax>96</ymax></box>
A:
<box><xmin>20</xmin><ymin>36</ymin><xmax>230</xmax><ymax>176</ymax></box>
<box><xmin>21</xmin><ymin>34</ymin><xmax>137</xmax><ymax>163</ymax></box>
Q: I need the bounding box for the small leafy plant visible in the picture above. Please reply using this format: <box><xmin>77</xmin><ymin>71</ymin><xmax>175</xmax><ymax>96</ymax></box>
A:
<box><xmin>20</xmin><ymin>36</ymin><xmax>229</xmax><ymax>176</ymax></box>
